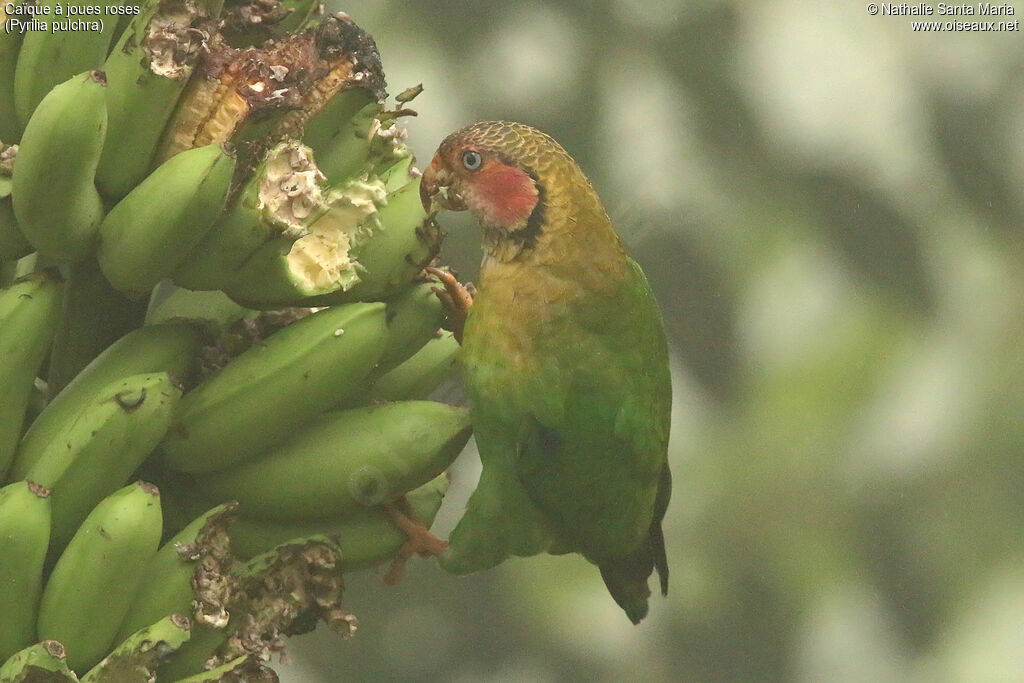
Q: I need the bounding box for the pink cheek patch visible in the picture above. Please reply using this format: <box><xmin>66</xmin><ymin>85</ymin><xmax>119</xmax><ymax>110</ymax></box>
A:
<box><xmin>474</xmin><ymin>164</ymin><xmax>539</xmax><ymax>227</ymax></box>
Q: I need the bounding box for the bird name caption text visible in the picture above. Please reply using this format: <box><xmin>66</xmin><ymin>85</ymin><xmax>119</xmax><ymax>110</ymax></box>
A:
<box><xmin>3</xmin><ymin>3</ymin><xmax>140</xmax><ymax>35</ymax></box>
<box><xmin>865</xmin><ymin>2</ymin><xmax>1020</xmax><ymax>30</ymax></box>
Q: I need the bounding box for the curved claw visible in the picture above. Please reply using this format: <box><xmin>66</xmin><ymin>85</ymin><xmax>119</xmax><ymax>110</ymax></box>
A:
<box><xmin>424</xmin><ymin>266</ymin><xmax>473</xmax><ymax>344</ymax></box>
<box><xmin>382</xmin><ymin>498</ymin><xmax>449</xmax><ymax>585</ymax></box>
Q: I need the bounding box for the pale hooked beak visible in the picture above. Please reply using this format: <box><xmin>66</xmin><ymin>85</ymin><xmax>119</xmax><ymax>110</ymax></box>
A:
<box><xmin>419</xmin><ymin>155</ymin><xmax>466</xmax><ymax>214</ymax></box>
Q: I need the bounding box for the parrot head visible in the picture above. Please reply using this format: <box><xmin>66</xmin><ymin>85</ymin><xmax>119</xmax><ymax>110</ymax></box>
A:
<box><xmin>420</xmin><ymin>121</ymin><xmax>555</xmax><ymax>236</ymax></box>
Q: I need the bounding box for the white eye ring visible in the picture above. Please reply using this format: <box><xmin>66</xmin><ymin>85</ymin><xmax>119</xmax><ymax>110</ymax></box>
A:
<box><xmin>462</xmin><ymin>150</ymin><xmax>482</xmax><ymax>171</ymax></box>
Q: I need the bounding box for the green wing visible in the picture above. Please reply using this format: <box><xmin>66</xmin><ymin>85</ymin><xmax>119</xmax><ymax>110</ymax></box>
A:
<box><xmin>515</xmin><ymin>258</ymin><xmax>672</xmax><ymax>562</ymax></box>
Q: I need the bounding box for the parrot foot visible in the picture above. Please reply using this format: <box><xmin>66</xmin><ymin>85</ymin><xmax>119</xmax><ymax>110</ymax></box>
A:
<box><xmin>425</xmin><ymin>266</ymin><xmax>473</xmax><ymax>344</ymax></box>
<box><xmin>382</xmin><ymin>497</ymin><xmax>449</xmax><ymax>585</ymax></box>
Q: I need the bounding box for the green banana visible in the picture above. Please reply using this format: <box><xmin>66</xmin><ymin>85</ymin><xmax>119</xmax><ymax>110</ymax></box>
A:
<box><xmin>375</xmin><ymin>279</ymin><xmax>446</xmax><ymax>374</ymax></box>
<box><xmin>170</xmin><ymin>654</ymin><xmax>275</xmax><ymax>682</ymax></box>
<box><xmin>195</xmin><ymin>401</ymin><xmax>471</xmax><ymax>520</ymax></box>
<box><xmin>145</xmin><ymin>284</ymin><xmax>251</xmax><ymax>328</ymax></box>
<box><xmin>11</xmin><ymin>321</ymin><xmax>198</xmax><ymax>481</ymax></box>
<box><xmin>81</xmin><ymin>614</ymin><xmax>191</xmax><ymax>682</ymax></box>
<box><xmin>115</xmin><ymin>503</ymin><xmax>234</xmax><ymax>643</ymax></box>
<box><xmin>366</xmin><ymin>331</ymin><xmax>460</xmax><ymax>403</ymax></box>
<box><xmin>37</xmin><ymin>481</ymin><xmax>164</xmax><ymax>673</ymax></box>
<box><xmin>228</xmin><ymin>474</ymin><xmax>448</xmax><ymax>567</ymax></box>
<box><xmin>0</xmin><ymin>481</ymin><xmax>51</xmax><ymax>661</ymax></box>
<box><xmin>95</xmin><ymin>0</ymin><xmax>223</xmax><ymax>199</ymax></box>
<box><xmin>0</xmin><ymin>640</ymin><xmax>77</xmax><ymax>682</ymax></box>
<box><xmin>295</xmin><ymin>73</ymin><xmax>411</xmax><ymax>188</ymax></box>
<box><xmin>0</xmin><ymin>2</ymin><xmax>25</xmax><ymax>141</ymax></box>
<box><xmin>11</xmin><ymin>0</ymin><xmax>124</xmax><ymax>126</ymax></box>
<box><xmin>0</xmin><ymin>271</ymin><xmax>62</xmax><ymax>479</ymax></box>
<box><xmin>171</xmin><ymin>141</ymin><xmax>329</xmax><ymax>292</ymax></box>
<box><xmin>380</xmin><ymin>153</ymin><xmax>416</xmax><ymax>193</ymax></box>
<box><xmin>26</xmin><ymin>373</ymin><xmax>181</xmax><ymax>548</ymax></box>
<box><xmin>224</xmin><ymin>176</ymin><xmax>441</xmax><ymax>308</ymax></box>
<box><xmin>98</xmin><ymin>143</ymin><xmax>236</xmax><ymax>293</ymax></box>
<box><xmin>10</xmin><ymin>70</ymin><xmax>107</xmax><ymax>262</ymax></box>
<box><xmin>160</xmin><ymin>302</ymin><xmax>387</xmax><ymax>474</ymax></box>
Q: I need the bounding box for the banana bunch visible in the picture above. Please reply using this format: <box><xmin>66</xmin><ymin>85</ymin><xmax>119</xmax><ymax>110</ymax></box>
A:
<box><xmin>0</xmin><ymin>3</ymin><xmax>473</xmax><ymax>678</ymax></box>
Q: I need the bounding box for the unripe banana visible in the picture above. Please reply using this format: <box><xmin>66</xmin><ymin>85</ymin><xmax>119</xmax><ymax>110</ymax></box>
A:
<box><xmin>0</xmin><ymin>271</ymin><xmax>62</xmax><ymax>479</ymax></box>
<box><xmin>37</xmin><ymin>481</ymin><xmax>164</xmax><ymax>673</ymax></box>
<box><xmin>10</xmin><ymin>70</ymin><xmax>107</xmax><ymax>262</ymax></box>
<box><xmin>0</xmin><ymin>2</ymin><xmax>25</xmax><ymax>141</ymax></box>
<box><xmin>228</xmin><ymin>474</ymin><xmax>448</xmax><ymax>567</ymax></box>
<box><xmin>0</xmin><ymin>481</ymin><xmax>51</xmax><ymax>661</ymax></box>
<box><xmin>11</xmin><ymin>0</ymin><xmax>121</xmax><ymax>126</ymax></box>
<box><xmin>366</xmin><ymin>331</ymin><xmax>460</xmax><ymax>403</ymax></box>
<box><xmin>370</xmin><ymin>279</ymin><xmax>445</xmax><ymax>376</ymax></box>
<box><xmin>81</xmin><ymin>614</ymin><xmax>191</xmax><ymax>682</ymax></box>
<box><xmin>98</xmin><ymin>143</ymin><xmax>236</xmax><ymax>293</ymax></box>
<box><xmin>160</xmin><ymin>302</ymin><xmax>387</xmax><ymax>474</ymax></box>
<box><xmin>145</xmin><ymin>283</ymin><xmax>251</xmax><ymax>329</ymax></box>
<box><xmin>0</xmin><ymin>640</ymin><xmax>76</xmax><ymax>682</ymax></box>
<box><xmin>195</xmin><ymin>401</ymin><xmax>471</xmax><ymax>520</ymax></box>
<box><xmin>115</xmin><ymin>503</ymin><xmax>234</xmax><ymax>644</ymax></box>
<box><xmin>25</xmin><ymin>373</ymin><xmax>181</xmax><ymax>548</ymax></box>
<box><xmin>12</xmin><ymin>322</ymin><xmax>197</xmax><ymax>480</ymax></box>
<box><xmin>171</xmin><ymin>141</ymin><xmax>328</xmax><ymax>292</ymax></box>
<box><xmin>300</xmin><ymin>89</ymin><xmax>381</xmax><ymax>183</ymax></box>
<box><xmin>380</xmin><ymin>154</ymin><xmax>416</xmax><ymax>193</ymax></box>
<box><xmin>224</xmin><ymin>176</ymin><xmax>441</xmax><ymax>308</ymax></box>
<box><xmin>95</xmin><ymin>0</ymin><xmax>223</xmax><ymax>199</ymax></box>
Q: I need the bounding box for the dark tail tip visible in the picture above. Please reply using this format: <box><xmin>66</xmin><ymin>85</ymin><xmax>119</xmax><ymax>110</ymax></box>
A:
<box><xmin>600</xmin><ymin>558</ymin><xmax>652</xmax><ymax>625</ymax></box>
<box><xmin>600</xmin><ymin>465</ymin><xmax>671</xmax><ymax>623</ymax></box>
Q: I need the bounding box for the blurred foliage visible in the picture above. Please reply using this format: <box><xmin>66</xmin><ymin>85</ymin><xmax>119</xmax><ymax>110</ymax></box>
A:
<box><xmin>277</xmin><ymin>1</ymin><xmax>1024</xmax><ymax>681</ymax></box>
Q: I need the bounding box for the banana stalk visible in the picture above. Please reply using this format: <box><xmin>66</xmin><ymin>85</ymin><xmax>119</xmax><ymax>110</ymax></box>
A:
<box><xmin>195</xmin><ymin>401</ymin><xmax>471</xmax><ymax>520</ymax></box>
<box><xmin>0</xmin><ymin>481</ymin><xmax>51</xmax><ymax>661</ymax></box>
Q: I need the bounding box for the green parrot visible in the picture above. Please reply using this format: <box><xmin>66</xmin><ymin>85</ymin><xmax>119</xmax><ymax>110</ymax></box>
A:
<box><xmin>420</xmin><ymin>120</ymin><xmax>672</xmax><ymax>624</ymax></box>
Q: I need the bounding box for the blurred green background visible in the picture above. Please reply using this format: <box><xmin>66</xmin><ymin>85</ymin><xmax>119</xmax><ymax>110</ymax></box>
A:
<box><xmin>280</xmin><ymin>1</ymin><xmax>1024</xmax><ymax>680</ymax></box>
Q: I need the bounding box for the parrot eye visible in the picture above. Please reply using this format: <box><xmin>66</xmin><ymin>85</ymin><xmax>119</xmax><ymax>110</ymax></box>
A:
<box><xmin>461</xmin><ymin>150</ymin><xmax>483</xmax><ymax>171</ymax></box>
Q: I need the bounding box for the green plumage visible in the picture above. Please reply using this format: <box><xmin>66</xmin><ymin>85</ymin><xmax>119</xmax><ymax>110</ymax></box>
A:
<box><xmin>426</xmin><ymin>122</ymin><xmax>672</xmax><ymax>624</ymax></box>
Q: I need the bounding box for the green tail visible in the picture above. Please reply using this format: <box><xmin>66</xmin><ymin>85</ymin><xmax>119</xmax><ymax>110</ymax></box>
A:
<box><xmin>599</xmin><ymin>465</ymin><xmax>671</xmax><ymax>624</ymax></box>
